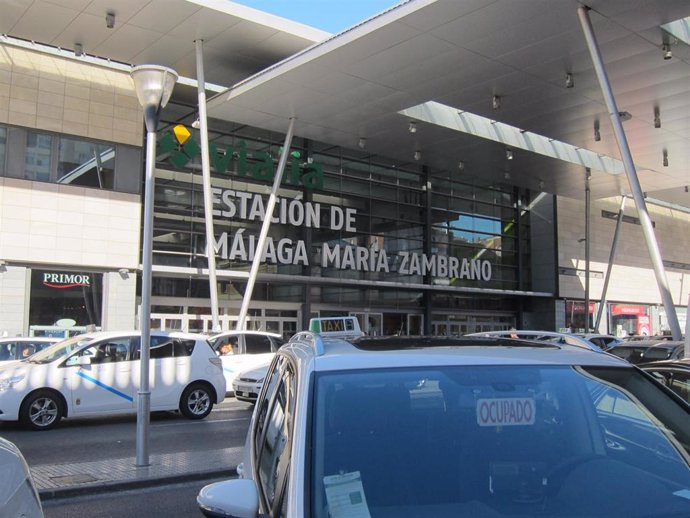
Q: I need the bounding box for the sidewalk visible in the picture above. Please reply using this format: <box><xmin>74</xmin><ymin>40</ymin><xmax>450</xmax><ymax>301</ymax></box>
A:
<box><xmin>33</xmin><ymin>446</ymin><xmax>245</xmax><ymax>500</ymax></box>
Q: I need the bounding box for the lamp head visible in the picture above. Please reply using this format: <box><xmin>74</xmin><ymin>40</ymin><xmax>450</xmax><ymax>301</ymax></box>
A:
<box><xmin>130</xmin><ymin>65</ymin><xmax>178</xmax><ymax>132</ymax></box>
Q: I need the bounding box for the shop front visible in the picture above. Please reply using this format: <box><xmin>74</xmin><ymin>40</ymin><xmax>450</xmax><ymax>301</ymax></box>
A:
<box><xmin>29</xmin><ymin>269</ymin><xmax>103</xmax><ymax>337</ymax></box>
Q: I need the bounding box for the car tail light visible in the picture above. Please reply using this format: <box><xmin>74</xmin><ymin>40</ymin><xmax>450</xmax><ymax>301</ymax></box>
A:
<box><xmin>209</xmin><ymin>357</ymin><xmax>222</xmax><ymax>369</ymax></box>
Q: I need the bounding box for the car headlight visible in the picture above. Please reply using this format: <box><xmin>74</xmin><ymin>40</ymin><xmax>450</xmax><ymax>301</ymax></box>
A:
<box><xmin>0</xmin><ymin>375</ymin><xmax>25</xmax><ymax>392</ymax></box>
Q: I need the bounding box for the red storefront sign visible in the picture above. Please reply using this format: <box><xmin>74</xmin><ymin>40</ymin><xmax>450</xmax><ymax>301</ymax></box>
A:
<box><xmin>611</xmin><ymin>305</ymin><xmax>646</xmax><ymax>317</ymax></box>
<box><xmin>566</xmin><ymin>302</ymin><xmax>595</xmax><ymax>314</ymax></box>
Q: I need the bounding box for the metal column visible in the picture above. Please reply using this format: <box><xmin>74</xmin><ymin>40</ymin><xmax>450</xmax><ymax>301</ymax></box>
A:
<box><xmin>594</xmin><ymin>196</ymin><xmax>627</xmax><ymax>331</ymax></box>
<box><xmin>236</xmin><ymin>118</ymin><xmax>296</xmax><ymax>330</ymax></box>
<box><xmin>195</xmin><ymin>39</ymin><xmax>220</xmax><ymax>332</ymax></box>
<box><xmin>584</xmin><ymin>169</ymin><xmax>591</xmax><ymax>332</ymax></box>
<box><xmin>578</xmin><ymin>6</ymin><xmax>682</xmax><ymax>340</ymax></box>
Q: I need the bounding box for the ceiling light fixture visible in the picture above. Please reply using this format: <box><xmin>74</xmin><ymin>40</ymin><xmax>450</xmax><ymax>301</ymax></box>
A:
<box><xmin>663</xmin><ymin>149</ymin><xmax>668</xmax><ymax>167</ymax></box>
<box><xmin>654</xmin><ymin>107</ymin><xmax>661</xmax><ymax>129</ymax></box>
<box><xmin>458</xmin><ymin>161</ymin><xmax>465</xmax><ymax>170</ymax></box>
<box><xmin>358</xmin><ymin>137</ymin><xmax>367</xmax><ymax>149</ymax></box>
<box><xmin>414</xmin><ymin>150</ymin><xmax>421</xmax><ymax>161</ymax></box>
<box><xmin>565</xmin><ymin>72</ymin><xmax>574</xmax><ymax>88</ymax></box>
<box><xmin>618</xmin><ymin>111</ymin><xmax>632</xmax><ymax>122</ymax></box>
<box><xmin>106</xmin><ymin>11</ymin><xmax>115</xmax><ymax>29</ymax></box>
<box><xmin>74</xmin><ymin>42</ymin><xmax>83</xmax><ymax>57</ymax></box>
<box><xmin>191</xmin><ymin>117</ymin><xmax>200</xmax><ymax>129</ymax></box>
<box><xmin>408</xmin><ymin>121</ymin><xmax>417</xmax><ymax>133</ymax></box>
<box><xmin>492</xmin><ymin>95</ymin><xmax>501</xmax><ymax>110</ymax></box>
<box><xmin>594</xmin><ymin>121</ymin><xmax>601</xmax><ymax>142</ymax></box>
<box><xmin>506</xmin><ymin>148</ymin><xmax>513</xmax><ymax>160</ymax></box>
<box><xmin>662</xmin><ymin>43</ymin><xmax>672</xmax><ymax>60</ymax></box>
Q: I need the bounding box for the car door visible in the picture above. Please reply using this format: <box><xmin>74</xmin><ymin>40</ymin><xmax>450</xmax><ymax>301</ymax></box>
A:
<box><xmin>64</xmin><ymin>337</ymin><xmax>135</xmax><ymax>414</ymax></box>
<box><xmin>132</xmin><ymin>336</ymin><xmax>190</xmax><ymax>409</ymax></box>
<box><xmin>252</xmin><ymin>355</ymin><xmax>296</xmax><ymax>517</ymax></box>
<box><xmin>242</xmin><ymin>334</ymin><xmax>277</xmax><ymax>372</ymax></box>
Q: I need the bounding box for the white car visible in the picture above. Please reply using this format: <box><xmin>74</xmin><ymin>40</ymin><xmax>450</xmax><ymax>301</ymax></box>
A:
<box><xmin>207</xmin><ymin>331</ymin><xmax>284</xmax><ymax>392</ymax></box>
<box><xmin>0</xmin><ymin>331</ymin><xmax>226</xmax><ymax>430</ymax></box>
<box><xmin>199</xmin><ymin>318</ymin><xmax>690</xmax><ymax>518</ymax></box>
<box><xmin>232</xmin><ymin>362</ymin><xmax>271</xmax><ymax>404</ymax></box>
<box><xmin>0</xmin><ymin>436</ymin><xmax>44</xmax><ymax>517</ymax></box>
<box><xmin>0</xmin><ymin>337</ymin><xmax>61</xmax><ymax>364</ymax></box>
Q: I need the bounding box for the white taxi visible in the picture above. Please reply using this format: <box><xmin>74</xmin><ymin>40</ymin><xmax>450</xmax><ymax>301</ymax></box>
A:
<box><xmin>0</xmin><ymin>337</ymin><xmax>61</xmax><ymax>365</ymax></box>
<box><xmin>199</xmin><ymin>318</ymin><xmax>690</xmax><ymax>518</ymax></box>
<box><xmin>0</xmin><ymin>330</ymin><xmax>226</xmax><ymax>430</ymax></box>
<box><xmin>207</xmin><ymin>330</ymin><xmax>284</xmax><ymax>393</ymax></box>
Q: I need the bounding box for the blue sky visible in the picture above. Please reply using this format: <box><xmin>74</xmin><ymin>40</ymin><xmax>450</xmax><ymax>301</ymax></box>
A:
<box><xmin>233</xmin><ymin>0</ymin><xmax>400</xmax><ymax>33</ymax></box>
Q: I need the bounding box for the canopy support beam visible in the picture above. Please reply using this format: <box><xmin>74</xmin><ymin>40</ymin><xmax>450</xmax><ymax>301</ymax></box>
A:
<box><xmin>236</xmin><ymin>117</ymin><xmax>296</xmax><ymax>330</ymax></box>
<box><xmin>578</xmin><ymin>6</ymin><xmax>681</xmax><ymax>340</ymax></box>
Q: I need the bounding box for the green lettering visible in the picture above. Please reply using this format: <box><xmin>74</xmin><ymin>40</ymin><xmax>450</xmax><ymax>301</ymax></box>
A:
<box><xmin>252</xmin><ymin>151</ymin><xmax>274</xmax><ymax>180</ymax></box>
<box><xmin>302</xmin><ymin>163</ymin><xmax>324</xmax><ymax>190</ymax></box>
<box><xmin>210</xmin><ymin>143</ymin><xmax>233</xmax><ymax>173</ymax></box>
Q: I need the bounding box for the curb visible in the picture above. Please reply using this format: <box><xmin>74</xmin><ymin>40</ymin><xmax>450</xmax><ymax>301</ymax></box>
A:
<box><xmin>39</xmin><ymin>468</ymin><xmax>236</xmax><ymax>501</ymax></box>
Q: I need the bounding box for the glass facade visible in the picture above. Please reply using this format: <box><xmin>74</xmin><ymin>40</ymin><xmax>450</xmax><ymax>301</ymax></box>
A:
<box><xmin>150</xmin><ymin>114</ymin><xmax>545</xmax><ymax>327</ymax></box>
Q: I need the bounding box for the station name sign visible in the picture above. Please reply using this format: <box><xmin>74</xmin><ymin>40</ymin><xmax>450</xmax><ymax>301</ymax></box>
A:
<box><xmin>207</xmin><ymin>188</ymin><xmax>492</xmax><ymax>281</ymax></box>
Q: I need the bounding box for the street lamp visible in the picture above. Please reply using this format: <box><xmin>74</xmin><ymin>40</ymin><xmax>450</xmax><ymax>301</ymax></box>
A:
<box><xmin>130</xmin><ymin>64</ymin><xmax>177</xmax><ymax>467</ymax></box>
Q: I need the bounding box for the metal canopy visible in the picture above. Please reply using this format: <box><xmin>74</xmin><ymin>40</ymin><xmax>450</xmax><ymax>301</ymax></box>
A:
<box><xmin>0</xmin><ymin>0</ymin><xmax>328</xmax><ymax>89</ymax></box>
<box><xmin>206</xmin><ymin>0</ymin><xmax>690</xmax><ymax>202</ymax></box>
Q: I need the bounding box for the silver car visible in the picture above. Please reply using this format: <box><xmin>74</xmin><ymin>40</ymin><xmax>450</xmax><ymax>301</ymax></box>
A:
<box><xmin>0</xmin><ymin>437</ymin><xmax>44</xmax><ymax>517</ymax></box>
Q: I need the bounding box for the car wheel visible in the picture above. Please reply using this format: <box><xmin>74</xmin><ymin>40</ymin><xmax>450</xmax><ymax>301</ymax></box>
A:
<box><xmin>20</xmin><ymin>390</ymin><xmax>63</xmax><ymax>431</ymax></box>
<box><xmin>180</xmin><ymin>382</ymin><xmax>213</xmax><ymax>419</ymax></box>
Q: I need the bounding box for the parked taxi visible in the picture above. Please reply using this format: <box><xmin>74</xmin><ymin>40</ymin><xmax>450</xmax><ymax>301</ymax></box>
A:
<box><xmin>0</xmin><ymin>330</ymin><xmax>225</xmax><ymax>430</ymax></box>
<box><xmin>199</xmin><ymin>318</ymin><xmax>690</xmax><ymax>518</ymax></box>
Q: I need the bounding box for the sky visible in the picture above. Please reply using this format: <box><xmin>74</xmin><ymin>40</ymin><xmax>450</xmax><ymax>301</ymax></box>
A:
<box><xmin>232</xmin><ymin>0</ymin><xmax>401</xmax><ymax>33</ymax></box>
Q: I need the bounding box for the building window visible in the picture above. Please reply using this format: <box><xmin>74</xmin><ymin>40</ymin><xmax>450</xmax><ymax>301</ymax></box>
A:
<box><xmin>25</xmin><ymin>132</ymin><xmax>53</xmax><ymax>181</ymax></box>
<box><xmin>58</xmin><ymin>137</ymin><xmax>115</xmax><ymax>189</ymax></box>
<box><xmin>0</xmin><ymin>126</ymin><xmax>6</xmax><ymax>174</ymax></box>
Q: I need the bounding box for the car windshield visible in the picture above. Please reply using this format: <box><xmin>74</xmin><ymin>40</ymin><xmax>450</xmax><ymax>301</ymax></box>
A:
<box><xmin>310</xmin><ymin>365</ymin><xmax>690</xmax><ymax>518</ymax></box>
<box><xmin>26</xmin><ymin>335</ymin><xmax>94</xmax><ymax>364</ymax></box>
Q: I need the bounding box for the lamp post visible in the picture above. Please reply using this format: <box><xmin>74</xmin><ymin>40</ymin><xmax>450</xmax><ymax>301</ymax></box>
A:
<box><xmin>130</xmin><ymin>64</ymin><xmax>177</xmax><ymax>467</ymax></box>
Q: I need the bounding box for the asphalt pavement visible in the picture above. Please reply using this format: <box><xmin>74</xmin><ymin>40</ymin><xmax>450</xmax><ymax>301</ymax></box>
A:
<box><xmin>34</xmin><ymin>445</ymin><xmax>244</xmax><ymax>500</ymax></box>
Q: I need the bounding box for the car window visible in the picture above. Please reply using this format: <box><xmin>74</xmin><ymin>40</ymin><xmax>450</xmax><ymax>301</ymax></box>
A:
<box><xmin>130</xmin><ymin>336</ymin><xmax>182</xmax><ymax>360</ymax></box>
<box><xmin>270</xmin><ymin>337</ymin><xmax>286</xmax><ymax>351</ymax></box>
<box><xmin>646</xmin><ymin>369</ymin><xmax>690</xmax><ymax>404</ymax></box>
<box><xmin>644</xmin><ymin>347</ymin><xmax>674</xmax><ymax>361</ymax></box>
<box><xmin>73</xmin><ymin>338</ymin><xmax>130</xmax><ymax>364</ymax></box>
<box><xmin>246</xmin><ymin>335</ymin><xmax>272</xmax><ymax>354</ymax></box>
<box><xmin>309</xmin><ymin>365</ymin><xmax>690</xmax><ymax>518</ymax></box>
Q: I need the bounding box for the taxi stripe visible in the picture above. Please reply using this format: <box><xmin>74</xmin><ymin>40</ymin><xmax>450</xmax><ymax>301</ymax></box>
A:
<box><xmin>77</xmin><ymin>371</ymin><xmax>134</xmax><ymax>402</ymax></box>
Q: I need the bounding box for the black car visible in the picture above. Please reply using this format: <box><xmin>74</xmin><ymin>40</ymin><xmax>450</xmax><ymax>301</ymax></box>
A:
<box><xmin>606</xmin><ymin>340</ymin><xmax>684</xmax><ymax>365</ymax></box>
<box><xmin>639</xmin><ymin>358</ymin><xmax>690</xmax><ymax>405</ymax></box>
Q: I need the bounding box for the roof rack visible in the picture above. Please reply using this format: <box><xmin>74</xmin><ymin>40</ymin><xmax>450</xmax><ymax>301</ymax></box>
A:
<box><xmin>289</xmin><ymin>317</ymin><xmax>365</xmax><ymax>356</ymax></box>
<box><xmin>289</xmin><ymin>331</ymin><xmax>325</xmax><ymax>356</ymax></box>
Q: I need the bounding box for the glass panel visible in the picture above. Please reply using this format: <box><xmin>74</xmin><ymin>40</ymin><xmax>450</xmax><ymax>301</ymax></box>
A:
<box><xmin>25</xmin><ymin>132</ymin><xmax>52</xmax><ymax>181</ymax></box>
<box><xmin>0</xmin><ymin>126</ymin><xmax>6</xmax><ymax>174</ymax></box>
<box><xmin>58</xmin><ymin>137</ymin><xmax>115</xmax><ymax>189</ymax></box>
<box><xmin>310</xmin><ymin>365</ymin><xmax>690</xmax><ymax>518</ymax></box>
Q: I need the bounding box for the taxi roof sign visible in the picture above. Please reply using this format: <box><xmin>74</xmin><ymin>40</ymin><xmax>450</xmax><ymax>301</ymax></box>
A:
<box><xmin>309</xmin><ymin>316</ymin><xmax>363</xmax><ymax>338</ymax></box>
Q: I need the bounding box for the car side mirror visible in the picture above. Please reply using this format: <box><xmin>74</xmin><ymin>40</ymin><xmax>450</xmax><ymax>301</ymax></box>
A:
<box><xmin>197</xmin><ymin>479</ymin><xmax>259</xmax><ymax>518</ymax></box>
<box><xmin>76</xmin><ymin>356</ymin><xmax>91</xmax><ymax>366</ymax></box>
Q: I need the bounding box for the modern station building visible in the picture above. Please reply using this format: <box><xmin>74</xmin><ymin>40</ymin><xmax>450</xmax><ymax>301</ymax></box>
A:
<box><xmin>1</xmin><ymin>0</ymin><xmax>690</xmax><ymax>338</ymax></box>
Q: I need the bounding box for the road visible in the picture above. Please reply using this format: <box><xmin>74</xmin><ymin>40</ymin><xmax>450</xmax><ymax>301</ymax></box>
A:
<box><xmin>0</xmin><ymin>398</ymin><xmax>253</xmax><ymax>467</ymax></box>
<box><xmin>42</xmin><ymin>477</ymin><xmax>228</xmax><ymax>518</ymax></box>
